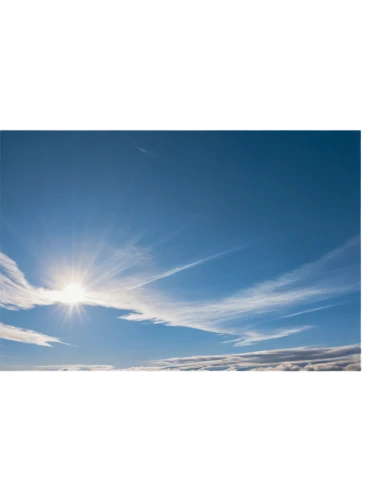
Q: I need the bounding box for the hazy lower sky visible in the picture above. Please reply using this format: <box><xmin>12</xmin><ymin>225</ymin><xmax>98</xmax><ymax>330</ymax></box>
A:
<box><xmin>0</xmin><ymin>131</ymin><xmax>361</xmax><ymax>370</ymax></box>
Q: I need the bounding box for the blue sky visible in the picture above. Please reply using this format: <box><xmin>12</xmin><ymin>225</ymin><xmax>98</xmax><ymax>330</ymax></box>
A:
<box><xmin>0</xmin><ymin>131</ymin><xmax>361</xmax><ymax>370</ymax></box>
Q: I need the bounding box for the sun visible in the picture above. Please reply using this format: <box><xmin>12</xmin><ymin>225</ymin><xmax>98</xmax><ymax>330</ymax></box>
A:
<box><xmin>60</xmin><ymin>283</ymin><xmax>86</xmax><ymax>304</ymax></box>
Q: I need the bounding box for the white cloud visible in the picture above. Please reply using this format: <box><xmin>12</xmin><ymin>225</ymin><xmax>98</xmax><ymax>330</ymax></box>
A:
<box><xmin>0</xmin><ymin>322</ymin><xmax>63</xmax><ymax>347</ymax></box>
<box><xmin>0</xmin><ymin>252</ymin><xmax>54</xmax><ymax>310</ymax></box>
<box><xmin>223</xmin><ymin>326</ymin><xmax>313</xmax><ymax>346</ymax></box>
<box><xmin>277</xmin><ymin>302</ymin><xmax>346</xmax><ymax>319</ymax></box>
<box><xmin>34</xmin><ymin>364</ymin><xmax>115</xmax><ymax>371</ymax></box>
<box><xmin>0</xmin><ymin>244</ymin><xmax>235</xmax><ymax>345</ymax></box>
<box><xmin>12</xmin><ymin>344</ymin><xmax>359</xmax><ymax>371</ymax></box>
<box><xmin>115</xmin><ymin>237</ymin><xmax>360</xmax><ymax>344</ymax></box>
<box><xmin>35</xmin><ymin>344</ymin><xmax>362</xmax><ymax>375</ymax></box>
<box><xmin>0</xmin><ymin>237</ymin><xmax>360</xmax><ymax>346</ymax></box>
<box><xmin>142</xmin><ymin>344</ymin><xmax>361</xmax><ymax>369</ymax></box>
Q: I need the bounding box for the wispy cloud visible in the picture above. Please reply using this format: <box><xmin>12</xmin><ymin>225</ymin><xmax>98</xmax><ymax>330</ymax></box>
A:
<box><xmin>123</xmin><ymin>344</ymin><xmax>361</xmax><ymax>371</ymax></box>
<box><xmin>0</xmin><ymin>237</ymin><xmax>360</xmax><ymax>346</ymax></box>
<box><xmin>115</xmin><ymin>237</ymin><xmax>360</xmax><ymax>344</ymax></box>
<box><xmin>0</xmin><ymin>252</ymin><xmax>54</xmax><ymax>310</ymax></box>
<box><xmin>277</xmin><ymin>302</ymin><xmax>347</xmax><ymax>319</ymax></box>
<box><xmin>121</xmin><ymin>248</ymin><xmax>240</xmax><ymax>291</ymax></box>
<box><xmin>223</xmin><ymin>326</ymin><xmax>313</xmax><ymax>347</ymax></box>
<box><xmin>0</xmin><ymin>322</ymin><xmax>63</xmax><ymax>347</ymax></box>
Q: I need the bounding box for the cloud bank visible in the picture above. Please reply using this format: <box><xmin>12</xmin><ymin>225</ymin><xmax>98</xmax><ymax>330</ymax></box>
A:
<box><xmin>26</xmin><ymin>344</ymin><xmax>360</xmax><ymax>371</ymax></box>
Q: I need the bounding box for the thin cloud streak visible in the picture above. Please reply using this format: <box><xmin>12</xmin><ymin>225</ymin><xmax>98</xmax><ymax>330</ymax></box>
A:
<box><xmin>224</xmin><ymin>326</ymin><xmax>314</xmax><ymax>346</ymax></box>
<box><xmin>0</xmin><ymin>322</ymin><xmax>63</xmax><ymax>347</ymax></box>
<box><xmin>123</xmin><ymin>247</ymin><xmax>243</xmax><ymax>291</ymax></box>
<box><xmin>278</xmin><ymin>303</ymin><xmax>346</xmax><ymax>319</ymax></box>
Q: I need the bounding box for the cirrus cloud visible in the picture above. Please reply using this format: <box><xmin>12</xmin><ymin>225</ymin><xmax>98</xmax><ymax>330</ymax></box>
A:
<box><xmin>0</xmin><ymin>237</ymin><xmax>360</xmax><ymax>346</ymax></box>
<box><xmin>0</xmin><ymin>322</ymin><xmax>63</xmax><ymax>347</ymax></box>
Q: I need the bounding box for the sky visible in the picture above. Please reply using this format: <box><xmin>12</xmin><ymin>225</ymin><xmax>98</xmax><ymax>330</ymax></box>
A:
<box><xmin>0</xmin><ymin>131</ymin><xmax>361</xmax><ymax>370</ymax></box>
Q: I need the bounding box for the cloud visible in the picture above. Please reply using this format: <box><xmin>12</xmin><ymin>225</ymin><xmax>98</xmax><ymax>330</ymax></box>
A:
<box><xmin>0</xmin><ymin>322</ymin><xmax>63</xmax><ymax>347</ymax></box>
<box><xmin>0</xmin><ymin>237</ymin><xmax>360</xmax><ymax>346</ymax></box>
<box><xmin>0</xmin><ymin>252</ymin><xmax>54</xmax><ymax>310</ymax></box>
<box><xmin>34</xmin><ymin>364</ymin><xmax>115</xmax><ymax>371</ymax></box>
<box><xmin>115</xmin><ymin>237</ymin><xmax>360</xmax><ymax>344</ymax></box>
<box><xmin>35</xmin><ymin>344</ymin><xmax>362</xmax><ymax>375</ymax></box>
<box><xmin>223</xmin><ymin>326</ymin><xmax>313</xmax><ymax>347</ymax></box>
<box><xmin>0</xmin><ymin>245</ymin><xmax>234</xmax><ymax>310</ymax></box>
<box><xmin>277</xmin><ymin>302</ymin><xmax>346</xmax><ymax>319</ymax></box>
<box><xmin>11</xmin><ymin>344</ymin><xmax>360</xmax><ymax>371</ymax></box>
<box><xmin>0</xmin><ymin>244</ymin><xmax>237</xmax><ymax>345</ymax></box>
<box><xmin>142</xmin><ymin>344</ymin><xmax>361</xmax><ymax>369</ymax></box>
<box><xmin>121</xmin><ymin>248</ymin><xmax>239</xmax><ymax>291</ymax></box>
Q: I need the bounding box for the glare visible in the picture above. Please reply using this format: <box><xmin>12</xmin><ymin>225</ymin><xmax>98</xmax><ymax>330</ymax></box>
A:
<box><xmin>60</xmin><ymin>283</ymin><xmax>86</xmax><ymax>304</ymax></box>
